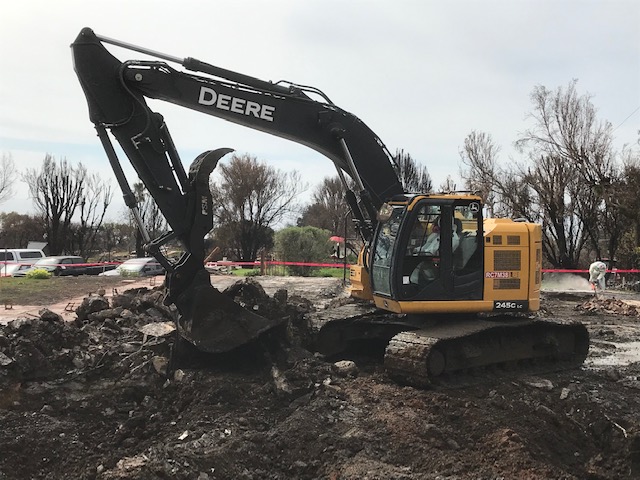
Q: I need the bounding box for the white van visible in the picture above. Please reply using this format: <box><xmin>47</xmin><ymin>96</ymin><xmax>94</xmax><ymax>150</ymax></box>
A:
<box><xmin>0</xmin><ymin>248</ymin><xmax>46</xmax><ymax>268</ymax></box>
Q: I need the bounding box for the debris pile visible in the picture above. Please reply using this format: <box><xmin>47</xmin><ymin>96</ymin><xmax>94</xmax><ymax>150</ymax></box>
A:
<box><xmin>1</xmin><ymin>278</ymin><xmax>640</xmax><ymax>479</ymax></box>
<box><xmin>0</xmin><ymin>310</ymin><xmax>89</xmax><ymax>382</ymax></box>
<box><xmin>0</xmin><ymin>287</ymin><xmax>179</xmax><ymax>385</ymax></box>
<box><xmin>576</xmin><ymin>297</ymin><xmax>640</xmax><ymax>317</ymax></box>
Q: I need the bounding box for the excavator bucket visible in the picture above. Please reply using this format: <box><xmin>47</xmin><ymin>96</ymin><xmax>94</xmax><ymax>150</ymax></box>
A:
<box><xmin>162</xmin><ymin>149</ymin><xmax>284</xmax><ymax>353</ymax></box>
<box><xmin>172</xmin><ymin>270</ymin><xmax>284</xmax><ymax>353</ymax></box>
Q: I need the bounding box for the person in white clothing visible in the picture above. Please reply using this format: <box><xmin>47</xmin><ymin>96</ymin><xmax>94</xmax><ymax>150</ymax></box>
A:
<box><xmin>411</xmin><ymin>215</ymin><xmax>461</xmax><ymax>285</ymax></box>
<box><xmin>416</xmin><ymin>216</ymin><xmax>460</xmax><ymax>256</ymax></box>
<box><xmin>588</xmin><ymin>260</ymin><xmax>607</xmax><ymax>291</ymax></box>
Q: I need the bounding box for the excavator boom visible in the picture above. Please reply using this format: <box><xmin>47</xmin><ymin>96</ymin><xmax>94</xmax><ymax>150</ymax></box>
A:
<box><xmin>70</xmin><ymin>27</ymin><xmax>403</xmax><ymax>352</ymax></box>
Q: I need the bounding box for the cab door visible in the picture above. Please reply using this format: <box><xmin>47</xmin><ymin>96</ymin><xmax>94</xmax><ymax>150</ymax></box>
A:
<box><xmin>395</xmin><ymin>199</ymin><xmax>484</xmax><ymax>301</ymax></box>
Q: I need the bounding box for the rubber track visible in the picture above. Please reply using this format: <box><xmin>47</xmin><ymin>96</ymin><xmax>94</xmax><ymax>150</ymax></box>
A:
<box><xmin>384</xmin><ymin>319</ymin><xmax>589</xmax><ymax>388</ymax></box>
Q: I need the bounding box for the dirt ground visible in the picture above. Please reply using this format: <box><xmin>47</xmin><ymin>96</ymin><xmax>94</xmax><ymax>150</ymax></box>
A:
<box><xmin>2</xmin><ymin>274</ymin><xmax>640</xmax><ymax>479</ymax></box>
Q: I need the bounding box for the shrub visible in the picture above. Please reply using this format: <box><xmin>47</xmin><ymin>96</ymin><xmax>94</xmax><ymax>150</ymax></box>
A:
<box><xmin>314</xmin><ymin>267</ymin><xmax>346</xmax><ymax>278</ymax></box>
<box><xmin>275</xmin><ymin>226</ymin><xmax>332</xmax><ymax>276</ymax></box>
<box><xmin>25</xmin><ymin>268</ymin><xmax>52</xmax><ymax>279</ymax></box>
<box><xmin>232</xmin><ymin>268</ymin><xmax>261</xmax><ymax>277</ymax></box>
<box><xmin>119</xmin><ymin>269</ymin><xmax>139</xmax><ymax>278</ymax></box>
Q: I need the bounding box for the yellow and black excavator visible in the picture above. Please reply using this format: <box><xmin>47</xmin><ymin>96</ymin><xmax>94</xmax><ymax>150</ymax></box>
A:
<box><xmin>71</xmin><ymin>28</ymin><xmax>588</xmax><ymax>387</ymax></box>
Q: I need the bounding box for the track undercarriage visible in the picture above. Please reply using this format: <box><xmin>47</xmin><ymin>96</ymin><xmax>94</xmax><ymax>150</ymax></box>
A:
<box><xmin>310</xmin><ymin>305</ymin><xmax>590</xmax><ymax>388</ymax></box>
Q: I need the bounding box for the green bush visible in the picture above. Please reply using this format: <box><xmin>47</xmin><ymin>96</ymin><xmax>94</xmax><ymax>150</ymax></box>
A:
<box><xmin>314</xmin><ymin>267</ymin><xmax>347</xmax><ymax>278</ymax></box>
<box><xmin>275</xmin><ymin>226</ymin><xmax>332</xmax><ymax>276</ymax></box>
<box><xmin>25</xmin><ymin>268</ymin><xmax>52</xmax><ymax>279</ymax></box>
<box><xmin>232</xmin><ymin>268</ymin><xmax>261</xmax><ymax>277</ymax></box>
<box><xmin>119</xmin><ymin>269</ymin><xmax>139</xmax><ymax>278</ymax></box>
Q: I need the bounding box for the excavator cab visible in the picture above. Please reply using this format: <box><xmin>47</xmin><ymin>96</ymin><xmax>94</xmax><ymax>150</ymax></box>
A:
<box><xmin>353</xmin><ymin>191</ymin><xmax>553</xmax><ymax>319</ymax></box>
<box><xmin>370</xmin><ymin>195</ymin><xmax>484</xmax><ymax>304</ymax></box>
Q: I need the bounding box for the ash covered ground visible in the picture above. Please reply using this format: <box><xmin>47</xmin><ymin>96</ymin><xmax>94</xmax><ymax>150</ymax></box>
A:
<box><xmin>1</xmin><ymin>275</ymin><xmax>640</xmax><ymax>479</ymax></box>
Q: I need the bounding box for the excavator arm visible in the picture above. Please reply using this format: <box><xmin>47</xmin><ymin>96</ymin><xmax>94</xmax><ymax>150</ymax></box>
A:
<box><xmin>71</xmin><ymin>27</ymin><xmax>404</xmax><ymax>352</ymax></box>
<box><xmin>71</xmin><ymin>28</ymin><xmax>403</xmax><ymax>236</ymax></box>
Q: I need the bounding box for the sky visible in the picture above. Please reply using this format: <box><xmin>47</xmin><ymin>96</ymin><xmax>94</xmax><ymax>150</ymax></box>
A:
<box><xmin>1</xmin><ymin>0</ymin><xmax>639</xmax><ymax>222</ymax></box>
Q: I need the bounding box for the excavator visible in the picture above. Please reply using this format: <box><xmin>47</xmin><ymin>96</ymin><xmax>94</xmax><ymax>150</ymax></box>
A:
<box><xmin>71</xmin><ymin>28</ymin><xmax>589</xmax><ymax>387</ymax></box>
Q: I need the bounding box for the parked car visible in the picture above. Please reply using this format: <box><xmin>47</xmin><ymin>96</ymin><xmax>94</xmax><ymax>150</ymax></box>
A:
<box><xmin>0</xmin><ymin>248</ymin><xmax>45</xmax><ymax>268</ymax></box>
<box><xmin>12</xmin><ymin>256</ymin><xmax>117</xmax><ymax>277</ymax></box>
<box><xmin>99</xmin><ymin>257</ymin><xmax>165</xmax><ymax>277</ymax></box>
<box><xmin>0</xmin><ymin>263</ymin><xmax>25</xmax><ymax>277</ymax></box>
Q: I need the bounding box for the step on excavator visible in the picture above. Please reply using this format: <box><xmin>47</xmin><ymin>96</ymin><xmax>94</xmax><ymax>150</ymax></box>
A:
<box><xmin>71</xmin><ymin>28</ymin><xmax>589</xmax><ymax>387</ymax></box>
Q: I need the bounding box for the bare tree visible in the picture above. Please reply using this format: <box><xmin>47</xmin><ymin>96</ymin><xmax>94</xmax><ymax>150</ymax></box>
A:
<box><xmin>515</xmin><ymin>80</ymin><xmax>615</xmax><ymax>186</ymax></box>
<box><xmin>95</xmin><ymin>221</ymin><xmax>136</xmax><ymax>261</ymax></box>
<box><xmin>514</xmin><ymin>80</ymin><xmax>617</xmax><ymax>268</ymax></box>
<box><xmin>459</xmin><ymin>131</ymin><xmax>500</xmax><ymax>215</ymax></box>
<box><xmin>520</xmin><ymin>154</ymin><xmax>591</xmax><ymax>268</ymax></box>
<box><xmin>210</xmin><ymin>153</ymin><xmax>305</xmax><ymax>261</ymax></box>
<box><xmin>439</xmin><ymin>175</ymin><xmax>457</xmax><ymax>193</ymax></box>
<box><xmin>70</xmin><ymin>173</ymin><xmax>114</xmax><ymax>259</ymax></box>
<box><xmin>298</xmin><ymin>176</ymin><xmax>354</xmax><ymax>238</ymax></box>
<box><xmin>132</xmin><ymin>182</ymin><xmax>167</xmax><ymax>257</ymax></box>
<box><xmin>393</xmin><ymin>149</ymin><xmax>432</xmax><ymax>193</ymax></box>
<box><xmin>23</xmin><ymin>155</ymin><xmax>86</xmax><ymax>255</ymax></box>
<box><xmin>0</xmin><ymin>152</ymin><xmax>17</xmax><ymax>205</ymax></box>
<box><xmin>620</xmin><ymin>147</ymin><xmax>640</xmax><ymax>241</ymax></box>
<box><xmin>613</xmin><ymin>147</ymin><xmax>640</xmax><ymax>266</ymax></box>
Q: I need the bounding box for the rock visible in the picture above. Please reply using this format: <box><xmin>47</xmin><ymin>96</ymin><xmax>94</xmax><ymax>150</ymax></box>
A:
<box><xmin>101</xmin><ymin>318</ymin><xmax>123</xmax><ymax>334</ymax></box>
<box><xmin>76</xmin><ymin>296</ymin><xmax>110</xmax><ymax>321</ymax></box>
<box><xmin>446</xmin><ymin>438</ymin><xmax>461</xmax><ymax>450</ymax></box>
<box><xmin>274</xmin><ymin>289</ymin><xmax>288</xmax><ymax>304</ymax></box>
<box><xmin>88</xmin><ymin>307</ymin><xmax>124</xmax><ymax>322</ymax></box>
<box><xmin>39</xmin><ymin>309</ymin><xmax>63</xmax><ymax>323</ymax></box>
<box><xmin>0</xmin><ymin>351</ymin><xmax>13</xmax><ymax>366</ymax></box>
<box><xmin>111</xmin><ymin>293</ymin><xmax>136</xmax><ymax>310</ymax></box>
<box><xmin>535</xmin><ymin>404</ymin><xmax>557</xmax><ymax>420</ymax></box>
<box><xmin>139</xmin><ymin>322</ymin><xmax>176</xmax><ymax>338</ymax></box>
<box><xmin>145</xmin><ymin>307</ymin><xmax>171</xmax><ymax>320</ymax></box>
<box><xmin>140</xmin><ymin>290</ymin><xmax>165</xmax><ymax>307</ymax></box>
<box><xmin>524</xmin><ymin>378</ymin><xmax>554</xmax><ymax>391</ymax></box>
<box><xmin>122</xmin><ymin>343</ymin><xmax>139</xmax><ymax>353</ymax></box>
<box><xmin>271</xmin><ymin>365</ymin><xmax>293</xmax><ymax>395</ymax></box>
<box><xmin>605</xmin><ymin>368</ymin><xmax>622</xmax><ymax>381</ymax></box>
<box><xmin>72</xmin><ymin>355</ymin><xmax>87</xmax><ymax>369</ymax></box>
<box><xmin>152</xmin><ymin>356</ymin><xmax>169</xmax><ymax>375</ymax></box>
<box><xmin>333</xmin><ymin>360</ymin><xmax>358</xmax><ymax>377</ymax></box>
